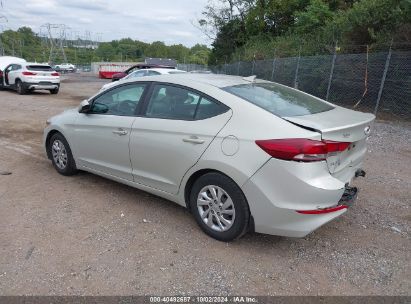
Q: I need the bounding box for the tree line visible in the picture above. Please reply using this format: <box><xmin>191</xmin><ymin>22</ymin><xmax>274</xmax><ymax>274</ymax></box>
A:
<box><xmin>1</xmin><ymin>0</ymin><xmax>409</xmax><ymax>66</ymax></box>
<box><xmin>198</xmin><ymin>0</ymin><xmax>410</xmax><ymax>64</ymax></box>
<box><xmin>0</xmin><ymin>27</ymin><xmax>210</xmax><ymax>65</ymax></box>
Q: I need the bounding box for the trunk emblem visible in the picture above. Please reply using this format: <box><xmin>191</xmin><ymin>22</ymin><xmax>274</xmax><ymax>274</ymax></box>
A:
<box><xmin>364</xmin><ymin>126</ymin><xmax>371</xmax><ymax>135</ymax></box>
<box><xmin>343</xmin><ymin>133</ymin><xmax>350</xmax><ymax>138</ymax></box>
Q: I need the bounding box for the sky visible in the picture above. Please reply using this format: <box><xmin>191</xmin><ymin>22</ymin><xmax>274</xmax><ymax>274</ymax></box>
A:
<box><xmin>0</xmin><ymin>0</ymin><xmax>211</xmax><ymax>47</ymax></box>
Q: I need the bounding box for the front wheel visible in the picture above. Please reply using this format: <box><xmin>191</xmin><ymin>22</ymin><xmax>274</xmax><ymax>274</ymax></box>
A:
<box><xmin>189</xmin><ymin>172</ymin><xmax>250</xmax><ymax>242</ymax></box>
<box><xmin>16</xmin><ymin>80</ymin><xmax>27</xmax><ymax>95</ymax></box>
<box><xmin>48</xmin><ymin>133</ymin><xmax>78</xmax><ymax>176</ymax></box>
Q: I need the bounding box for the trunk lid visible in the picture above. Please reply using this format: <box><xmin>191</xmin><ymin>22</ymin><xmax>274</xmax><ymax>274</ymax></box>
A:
<box><xmin>284</xmin><ymin>106</ymin><xmax>375</xmax><ymax>179</ymax></box>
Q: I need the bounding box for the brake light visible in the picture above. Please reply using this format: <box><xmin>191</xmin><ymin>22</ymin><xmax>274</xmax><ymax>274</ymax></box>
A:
<box><xmin>255</xmin><ymin>139</ymin><xmax>350</xmax><ymax>162</ymax></box>
<box><xmin>51</xmin><ymin>72</ymin><xmax>59</xmax><ymax>76</ymax></box>
<box><xmin>22</xmin><ymin>71</ymin><xmax>36</xmax><ymax>76</ymax></box>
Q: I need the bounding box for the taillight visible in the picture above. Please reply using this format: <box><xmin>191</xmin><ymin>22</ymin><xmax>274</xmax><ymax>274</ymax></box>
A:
<box><xmin>51</xmin><ymin>72</ymin><xmax>59</xmax><ymax>76</ymax></box>
<box><xmin>22</xmin><ymin>71</ymin><xmax>36</xmax><ymax>76</ymax></box>
<box><xmin>255</xmin><ymin>139</ymin><xmax>350</xmax><ymax>162</ymax></box>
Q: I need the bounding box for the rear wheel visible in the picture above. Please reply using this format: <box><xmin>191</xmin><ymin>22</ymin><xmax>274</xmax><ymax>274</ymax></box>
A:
<box><xmin>16</xmin><ymin>80</ymin><xmax>26</xmax><ymax>95</ymax></box>
<box><xmin>50</xmin><ymin>87</ymin><xmax>59</xmax><ymax>94</ymax></box>
<box><xmin>189</xmin><ymin>172</ymin><xmax>250</xmax><ymax>242</ymax></box>
<box><xmin>48</xmin><ymin>133</ymin><xmax>78</xmax><ymax>176</ymax></box>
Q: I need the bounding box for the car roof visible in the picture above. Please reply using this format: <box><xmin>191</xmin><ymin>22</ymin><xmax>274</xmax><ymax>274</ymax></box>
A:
<box><xmin>25</xmin><ymin>63</ymin><xmax>51</xmax><ymax>66</ymax></box>
<box><xmin>121</xmin><ymin>73</ymin><xmax>268</xmax><ymax>88</ymax></box>
<box><xmin>127</xmin><ymin>63</ymin><xmax>174</xmax><ymax>70</ymax></box>
<box><xmin>0</xmin><ymin>56</ymin><xmax>26</xmax><ymax>70</ymax></box>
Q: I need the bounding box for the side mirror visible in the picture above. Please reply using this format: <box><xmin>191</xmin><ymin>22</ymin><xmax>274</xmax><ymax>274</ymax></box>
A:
<box><xmin>78</xmin><ymin>99</ymin><xmax>91</xmax><ymax>113</ymax></box>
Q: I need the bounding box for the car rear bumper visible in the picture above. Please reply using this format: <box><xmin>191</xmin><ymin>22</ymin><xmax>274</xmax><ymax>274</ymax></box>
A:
<box><xmin>242</xmin><ymin>158</ymin><xmax>360</xmax><ymax>237</ymax></box>
<box><xmin>26</xmin><ymin>82</ymin><xmax>59</xmax><ymax>90</ymax></box>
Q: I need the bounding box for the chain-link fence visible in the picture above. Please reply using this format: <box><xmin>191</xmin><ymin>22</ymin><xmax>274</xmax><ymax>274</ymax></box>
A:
<box><xmin>186</xmin><ymin>45</ymin><xmax>411</xmax><ymax>121</ymax></box>
<box><xmin>177</xmin><ymin>63</ymin><xmax>211</xmax><ymax>72</ymax></box>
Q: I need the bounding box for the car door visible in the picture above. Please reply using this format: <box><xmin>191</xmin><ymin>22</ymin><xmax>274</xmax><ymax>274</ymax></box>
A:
<box><xmin>8</xmin><ymin>64</ymin><xmax>21</xmax><ymax>85</ymax></box>
<box><xmin>129</xmin><ymin>83</ymin><xmax>232</xmax><ymax>194</ymax></box>
<box><xmin>72</xmin><ymin>83</ymin><xmax>148</xmax><ymax>181</ymax></box>
<box><xmin>3</xmin><ymin>65</ymin><xmax>14</xmax><ymax>86</ymax></box>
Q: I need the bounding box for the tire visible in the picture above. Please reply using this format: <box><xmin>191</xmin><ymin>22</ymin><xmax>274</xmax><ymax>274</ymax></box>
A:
<box><xmin>189</xmin><ymin>172</ymin><xmax>250</xmax><ymax>242</ymax></box>
<box><xmin>50</xmin><ymin>87</ymin><xmax>59</xmax><ymax>94</ymax></box>
<box><xmin>16</xmin><ymin>80</ymin><xmax>26</xmax><ymax>95</ymax></box>
<box><xmin>48</xmin><ymin>133</ymin><xmax>78</xmax><ymax>176</ymax></box>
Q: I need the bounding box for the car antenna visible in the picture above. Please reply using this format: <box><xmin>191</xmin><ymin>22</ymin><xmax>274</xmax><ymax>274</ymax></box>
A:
<box><xmin>243</xmin><ymin>75</ymin><xmax>257</xmax><ymax>82</ymax></box>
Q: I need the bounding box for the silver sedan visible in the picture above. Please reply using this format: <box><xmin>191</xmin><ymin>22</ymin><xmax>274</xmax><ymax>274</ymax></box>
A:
<box><xmin>44</xmin><ymin>74</ymin><xmax>375</xmax><ymax>241</ymax></box>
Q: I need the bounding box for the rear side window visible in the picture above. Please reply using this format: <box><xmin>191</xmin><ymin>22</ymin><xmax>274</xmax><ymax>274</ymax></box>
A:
<box><xmin>195</xmin><ymin>97</ymin><xmax>227</xmax><ymax>120</ymax></box>
<box><xmin>223</xmin><ymin>83</ymin><xmax>334</xmax><ymax>117</ymax></box>
<box><xmin>145</xmin><ymin>84</ymin><xmax>228</xmax><ymax>120</ymax></box>
<box><xmin>27</xmin><ymin>65</ymin><xmax>53</xmax><ymax>71</ymax></box>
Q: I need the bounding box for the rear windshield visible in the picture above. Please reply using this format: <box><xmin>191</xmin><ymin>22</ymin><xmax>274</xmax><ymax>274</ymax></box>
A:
<box><xmin>27</xmin><ymin>65</ymin><xmax>53</xmax><ymax>71</ymax></box>
<box><xmin>223</xmin><ymin>83</ymin><xmax>334</xmax><ymax>117</ymax></box>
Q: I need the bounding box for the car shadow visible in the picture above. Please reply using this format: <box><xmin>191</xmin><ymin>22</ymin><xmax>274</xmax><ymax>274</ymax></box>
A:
<box><xmin>71</xmin><ymin>170</ymin><xmax>289</xmax><ymax>246</ymax></box>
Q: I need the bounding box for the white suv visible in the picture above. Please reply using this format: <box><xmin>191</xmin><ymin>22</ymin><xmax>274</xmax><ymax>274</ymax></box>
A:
<box><xmin>0</xmin><ymin>63</ymin><xmax>60</xmax><ymax>95</ymax></box>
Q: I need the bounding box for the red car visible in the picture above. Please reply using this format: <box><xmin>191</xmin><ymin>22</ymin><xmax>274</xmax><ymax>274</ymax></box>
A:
<box><xmin>111</xmin><ymin>63</ymin><xmax>174</xmax><ymax>82</ymax></box>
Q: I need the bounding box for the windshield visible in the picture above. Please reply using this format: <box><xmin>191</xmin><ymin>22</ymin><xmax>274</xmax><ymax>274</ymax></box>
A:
<box><xmin>223</xmin><ymin>83</ymin><xmax>334</xmax><ymax>117</ymax></box>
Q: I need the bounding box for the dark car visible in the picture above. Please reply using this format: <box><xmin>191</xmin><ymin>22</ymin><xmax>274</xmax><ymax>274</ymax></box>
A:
<box><xmin>111</xmin><ymin>63</ymin><xmax>175</xmax><ymax>82</ymax></box>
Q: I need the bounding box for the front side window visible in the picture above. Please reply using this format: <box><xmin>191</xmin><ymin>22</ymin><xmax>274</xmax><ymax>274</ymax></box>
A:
<box><xmin>145</xmin><ymin>84</ymin><xmax>228</xmax><ymax>120</ymax></box>
<box><xmin>223</xmin><ymin>83</ymin><xmax>334</xmax><ymax>117</ymax></box>
<box><xmin>90</xmin><ymin>83</ymin><xmax>146</xmax><ymax>116</ymax></box>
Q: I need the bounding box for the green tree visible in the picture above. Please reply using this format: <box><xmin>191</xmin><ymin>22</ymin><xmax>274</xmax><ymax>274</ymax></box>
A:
<box><xmin>95</xmin><ymin>42</ymin><xmax>115</xmax><ymax>61</ymax></box>
<box><xmin>294</xmin><ymin>0</ymin><xmax>334</xmax><ymax>34</ymax></box>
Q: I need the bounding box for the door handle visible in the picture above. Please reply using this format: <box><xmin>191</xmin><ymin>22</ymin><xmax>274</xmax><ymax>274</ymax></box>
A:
<box><xmin>183</xmin><ymin>136</ymin><xmax>205</xmax><ymax>144</ymax></box>
<box><xmin>112</xmin><ymin>129</ymin><xmax>128</xmax><ymax>136</ymax></box>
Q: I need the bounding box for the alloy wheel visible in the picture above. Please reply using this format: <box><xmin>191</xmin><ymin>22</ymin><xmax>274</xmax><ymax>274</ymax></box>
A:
<box><xmin>51</xmin><ymin>139</ymin><xmax>68</xmax><ymax>170</ymax></box>
<box><xmin>197</xmin><ymin>185</ymin><xmax>236</xmax><ymax>232</ymax></box>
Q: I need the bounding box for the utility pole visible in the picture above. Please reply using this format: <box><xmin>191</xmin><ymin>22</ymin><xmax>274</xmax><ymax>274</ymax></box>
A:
<box><xmin>41</xmin><ymin>23</ymin><xmax>69</xmax><ymax>64</ymax></box>
<box><xmin>326</xmin><ymin>41</ymin><xmax>338</xmax><ymax>101</ymax></box>
<box><xmin>294</xmin><ymin>46</ymin><xmax>301</xmax><ymax>89</ymax></box>
<box><xmin>374</xmin><ymin>41</ymin><xmax>393</xmax><ymax>115</ymax></box>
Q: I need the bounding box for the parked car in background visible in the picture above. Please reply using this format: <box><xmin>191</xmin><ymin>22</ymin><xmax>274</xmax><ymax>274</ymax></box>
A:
<box><xmin>0</xmin><ymin>62</ymin><xmax>60</xmax><ymax>94</ymax></box>
<box><xmin>111</xmin><ymin>63</ymin><xmax>175</xmax><ymax>82</ymax></box>
<box><xmin>100</xmin><ymin>68</ymin><xmax>186</xmax><ymax>91</ymax></box>
<box><xmin>54</xmin><ymin>63</ymin><xmax>76</xmax><ymax>73</ymax></box>
<box><xmin>44</xmin><ymin>74</ymin><xmax>374</xmax><ymax>241</ymax></box>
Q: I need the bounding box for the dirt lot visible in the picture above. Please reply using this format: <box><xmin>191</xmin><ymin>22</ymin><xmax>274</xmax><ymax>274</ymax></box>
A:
<box><xmin>0</xmin><ymin>74</ymin><xmax>410</xmax><ymax>296</ymax></box>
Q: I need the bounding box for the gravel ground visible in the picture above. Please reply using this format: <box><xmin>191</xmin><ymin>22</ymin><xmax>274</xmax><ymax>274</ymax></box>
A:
<box><xmin>0</xmin><ymin>74</ymin><xmax>410</xmax><ymax>296</ymax></box>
